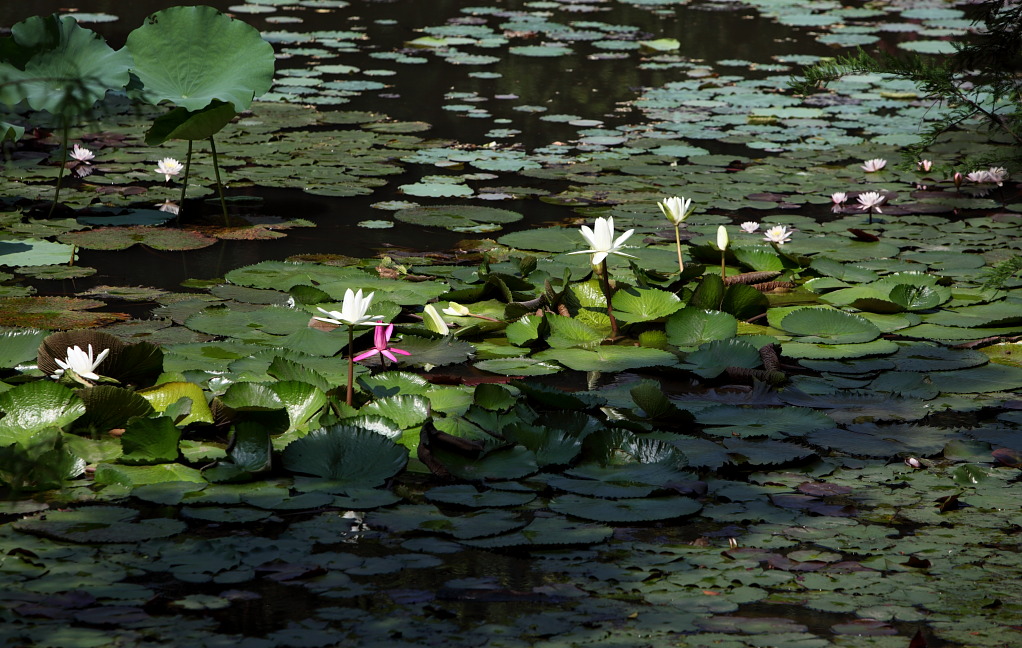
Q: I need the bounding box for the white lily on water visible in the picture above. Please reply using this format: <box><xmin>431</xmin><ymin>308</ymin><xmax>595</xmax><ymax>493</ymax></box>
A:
<box><xmin>314</xmin><ymin>289</ymin><xmax>386</xmax><ymax>328</ymax></box>
<box><xmin>51</xmin><ymin>344</ymin><xmax>110</xmax><ymax>381</ymax></box>
<box><xmin>569</xmin><ymin>216</ymin><xmax>636</xmax><ymax>266</ymax></box>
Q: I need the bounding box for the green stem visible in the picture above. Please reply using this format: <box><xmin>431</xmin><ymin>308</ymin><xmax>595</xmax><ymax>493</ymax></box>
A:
<box><xmin>673</xmin><ymin>224</ymin><xmax>684</xmax><ymax>275</ymax></box>
<box><xmin>49</xmin><ymin>119</ymin><xmax>69</xmax><ymax>217</ymax></box>
<box><xmin>346</xmin><ymin>325</ymin><xmax>355</xmax><ymax>407</ymax></box>
<box><xmin>208</xmin><ymin>136</ymin><xmax>228</xmax><ymax>225</ymax></box>
<box><xmin>178</xmin><ymin>140</ymin><xmax>193</xmax><ymax>222</ymax></box>
<box><xmin>720</xmin><ymin>251</ymin><xmax>726</xmax><ymax>282</ymax></box>
<box><xmin>599</xmin><ymin>259</ymin><xmax>620</xmax><ymax>339</ymax></box>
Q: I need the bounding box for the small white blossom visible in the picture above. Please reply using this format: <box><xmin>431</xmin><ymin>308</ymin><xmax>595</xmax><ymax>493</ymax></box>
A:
<box><xmin>69</xmin><ymin>144</ymin><xmax>95</xmax><ymax>163</ymax></box>
<box><xmin>856</xmin><ymin>191</ymin><xmax>885</xmax><ymax>213</ymax></box>
<box><xmin>831</xmin><ymin>192</ymin><xmax>847</xmax><ymax>205</ymax></box>
<box><xmin>716</xmin><ymin>225</ymin><xmax>729</xmax><ymax>251</ymax></box>
<box><xmin>740</xmin><ymin>221</ymin><xmax>759</xmax><ymax>233</ymax></box>
<box><xmin>568</xmin><ymin>216</ymin><xmax>636</xmax><ymax>266</ymax></box>
<box><xmin>155</xmin><ymin>157</ymin><xmax>184</xmax><ymax>182</ymax></box>
<box><xmin>658</xmin><ymin>195</ymin><xmax>694</xmax><ymax>226</ymax></box>
<box><xmin>51</xmin><ymin>344</ymin><xmax>110</xmax><ymax>381</ymax></box>
<box><xmin>762</xmin><ymin>225</ymin><xmax>793</xmax><ymax>245</ymax></box>
<box><xmin>314</xmin><ymin>289</ymin><xmax>386</xmax><ymax>328</ymax></box>
<box><xmin>861</xmin><ymin>158</ymin><xmax>887</xmax><ymax>173</ymax></box>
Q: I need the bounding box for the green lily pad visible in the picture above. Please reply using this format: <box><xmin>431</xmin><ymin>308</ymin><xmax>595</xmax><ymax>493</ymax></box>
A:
<box><xmin>14</xmin><ymin>505</ymin><xmax>187</xmax><ymax>543</ymax></box>
<box><xmin>534</xmin><ymin>346</ymin><xmax>677</xmax><ymax>372</ymax></box>
<box><xmin>281</xmin><ymin>424</ymin><xmax>408</xmax><ymax>488</ymax></box>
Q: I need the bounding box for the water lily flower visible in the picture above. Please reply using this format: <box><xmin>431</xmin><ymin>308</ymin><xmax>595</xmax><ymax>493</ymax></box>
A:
<box><xmin>155</xmin><ymin>157</ymin><xmax>184</xmax><ymax>182</ymax></box>
<box><xmin>905</xmin><ymin>457</ymin><xmax>922</xmax><ymax>469</ymax></box>
<box><xmin>965</xmin><ymin>169</ymin><xmax>988</xmax><ymax>183</ymax></box>
<box><xmin>740</xmin><ymin>221</ymin><xmax>759</xmax><ymax>233</ymax></box>
<box><xmin>987</xmin><ymin>166</ymin><xmax>1009</xmax><ymax>185</ymax></box>
<box><xmin>856</xmin><ymin>191</ymin><xmax>885</xmax><ymax>213</ymax></box>
<box><xmin>861</xmin><ymin>158</ymin><xmax>887</xmax><ymax>173</ymax></box>
<box><xmin>69</xmin><ymin>144</ymin><xmax>95</xmax><ymax>163</ymax></box>
<box><xmin>658</xmin><ymin>195</ymin><xmax>694</xmax><ymax>226</ymax></box>
<box><xmin>442</xmin><ymin>302</ymin><xmax>472</xmax><ymax>317</ymax></box>
<box><xmin>716</xmin><ymin>225</ymin><xmax>729</xmax><ymax>251</ymax></box>
<box><xmin>831</xmin><ymin>192</ymin><xmax>847</xmax><ymax>205</ymax></box>
<box><xmin>422</xmin><ymin>304</ymin><xmax>450</xmax><ymax>335</ymax></box>
<box><xmin>568</xmin><ymin>216</ymin><xmax>636</xmax><ymax>266</ymax></box>
<box><xmin>51</xmin><ymin>344</ymin><xmax>110</xmax><ymax>381</ymax></box>
<box><xmin>763</xmin><ymin>225</ymin><xmax>793</xmax><ymax>245</ymax></box>
<box><xmin>352</xmin><ymin>324</ymin><xmax>411</xmax><ymax>364</ymax></box>
<box><xmin>917</xmin><ymin>159</ymin><xmax>933</xmax><ymax>172</ymax></box>
<box><xmin>314</xmin><ymin>288</ymin><xmax>386</xmax><ymax>328</ymax></box>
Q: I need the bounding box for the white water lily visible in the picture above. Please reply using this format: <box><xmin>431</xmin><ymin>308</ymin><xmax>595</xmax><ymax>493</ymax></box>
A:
<box><xmin>831</xmin><ymin>192</ymin><xmax>847</xmax><ymax>205</ymax></box>
<box><xmin>658</xmin><ymin>195</ymin><xmax>694</xmax><ymax>226</ymax></box>
<box><xmin>442</xmin><ymin>302</ymin><xmax>471</xmax><ymax>317</ymax></box>
<box><xmin>740</xmin><ymin>221</ymin><xmax>759</xmax><ymax>233</ymax></box>
<box><xmin>716</xmin><ymin>225</ymin><xmax>729</xmax><ymax>250</ymax></box>
<box><xmin>69</xmin><ymin>144</ymin><xmax>95</xmax><ymax>163</ymax></box>
<box><xmin>314</xmin><ymin>288</ymin><xmax>386</xmax><ymax>327</ymax></box>
<box><xmin>51</xmin><ymin>344</ymin><xmax>110</xmax><ymax>381</ymax></box>
<box><xmin>568</xmin><ymin>216</ymin><xmax>636</xmax><ymax>265</ymax></box>
<box><xmin>861</xmin><ymin>158</ymin><xmax>887</xmax><ymax>173</ymax></box>
<box><xmin>423</xmin><ymin>304</ymin><xmax>450</xmax><ymax>335</ymax></box>
<box><xmin>763</xmin><ymin>225</ymin><xmax>793</xmax><ymax>245</ymax></box>
<box><xmin>856</xmin><ymin>191</ymin><xmax>885</xmax><ymax>213</ymax></box>
<box><xmin>155</xmin><ymin>157</ymin><xmax>184</xmax><ymax>182</ymax></box>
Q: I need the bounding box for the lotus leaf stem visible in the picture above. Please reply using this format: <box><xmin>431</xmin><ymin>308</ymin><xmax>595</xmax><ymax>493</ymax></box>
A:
<box><xmin>179</xmin><ymin>140</ymin><xmax>193</xmax><ymax>222</ymax></box>
<box><xmin>49</xmin><ymin>120</ymin><xmax>69</xmax><ymax>217</ymax></box>
<box><xmin>208</xmin><ymin>136</ymin><xmax>229</xmax><ymax>225</ymax></box>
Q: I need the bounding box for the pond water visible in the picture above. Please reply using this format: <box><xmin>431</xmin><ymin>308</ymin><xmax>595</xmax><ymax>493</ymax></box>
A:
<box><xmin>2</xmin><ymin>1</ymin><xmax>1022</xmax><ymax>647</ymax></box>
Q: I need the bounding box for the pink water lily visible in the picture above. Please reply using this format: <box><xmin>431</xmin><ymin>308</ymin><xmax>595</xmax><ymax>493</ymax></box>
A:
<box><xmin>352</xmin><ymin>324</ymin><xmax>410</xmax><ymax>364</ymax></box>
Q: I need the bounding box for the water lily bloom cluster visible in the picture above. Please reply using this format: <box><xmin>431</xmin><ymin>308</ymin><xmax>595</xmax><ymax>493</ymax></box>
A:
<box><xmin>51</xmin><ymin>344</ymin><xmax>109</xmax><ymax>381</ymax></box>
<box><xmin>861</xmin><ymin>158</ymin><xmax>887</xmax><ymax>173</ymax></box>
<box><xmin>569</xmin><ymin>216</ymin><xmax>636</xmax><ymax>265</ymax></box>
<box><xmin>156</xmin><ymin>157</ymin><xmax>184</xmax><ymax>182</ymax></box>
<box><xmin>353</xmin><ymin>324</ymin><xmax>410</xmax><ymax>363</ymax></box>
<box><xmin>740</xmin><ymin>221</ymin><xmax>759</xmax><ymax>233</ymax></box>
<box><xmin>917</xmin><ymin>159</ymin><xmax>933</xmax><ymax>172</ymax></box>
<box><xmin>763</xmin><ymin>225</ymin><xmax>793</xmax><ymax>245</ymax></box>
<box><xmin>966</xmin><ymin>166</ymin><xmax>1009</xmax><ymax>185</ymax></box>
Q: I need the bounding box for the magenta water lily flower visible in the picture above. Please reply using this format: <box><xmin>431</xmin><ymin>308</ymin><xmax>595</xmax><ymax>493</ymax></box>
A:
<box><xmin>353</xmin><ymin>324</ymin><xmax>410</xmax><ymax>364</ymax></box>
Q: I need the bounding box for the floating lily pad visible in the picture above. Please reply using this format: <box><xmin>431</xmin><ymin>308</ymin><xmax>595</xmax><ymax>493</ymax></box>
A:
<box><xmin>59</xmin><ymin>227</ymin><xmax>217</xmax><ymax>251</ymax></box>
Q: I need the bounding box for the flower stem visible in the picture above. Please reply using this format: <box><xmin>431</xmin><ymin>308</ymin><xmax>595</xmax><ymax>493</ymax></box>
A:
<box><xmin>599</xmin><ymin>259</ymin><xmax>620</xmax><ymax>338</ymax></box>
<box><xmin>208</xmin><ymin>136</ymin><xmax>229</xmax><ymax>225</ymax></box>
<box><xmin>49</xmin><ymin>119</ymin><xmax>69</xmax><ymax>218</ymax></box>
<box><xmin>720</xmin><ymin>251</ymin><xmax>726</xmax><ymax>282</ymax></box>
<box><xmin>674</xmin><ymin>224</ymin><xmax>684</xmax><ymax>275</ymax></box>
<box><xmin>346</xmin><ymin>325</ymin><xmax>355</xmax><ymax>407</ymax></box>
<box><xmin>179</xmin><ymin>140</ymin><xmax>193</xmax><ymax>222</ymax></box>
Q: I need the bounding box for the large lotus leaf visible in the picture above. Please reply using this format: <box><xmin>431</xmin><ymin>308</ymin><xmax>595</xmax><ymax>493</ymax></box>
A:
<box><xmin>0</xmin><ymin>328</ymin><xmax>46</xmax><ymax>369</ymax></box>
<box><xmin>394</xmin><ymin>204</ymin><xmax>522</xmax><ymax>228</ymax></box>
<box><xmin>0</xmin><ymin>15</ymin><xmax>132</xmax><ymax>116</ymax></box>
<box><xmin>611</xmin><ymin>286</ymin><xmax>683</xmax><ymax>324</ymax></box>
<box><xmin>681</xmin><ymin>338</ymin><xmax>762</xmax><ymax>379</ymax></box>
<box><xmin>74</xmin><ymin>385</ymin><xmax>155</xmax><ymax>432</ymax></box>
<box><xmin>126</xmin><ymin>5</ymin><xmax>274</xmax><ymax>112</ymax></box>
<box><xmin>0</xmin><ymin>239</ymin><xmax>76</xmax><ymax>266</ymax></box>
<box><xmin>778</xmin><ymin>307</ymin><xmax>880</xmax><ymax>344</ymax></box>
<box><xmin>0</xmin><ymin>381</ymin><xmax>85</xmax><ymax>446</ymax></box>
<box><xmin>696</xmin><ymin>405</ymin><xmax>836</xmax><ymax>439</ymax></box>
<box><xmin>269</xmin><ymin>381</ymin><xmax>327</xmax><ymax>432</ymax></box>
<box><xmin>146</xmin><ymin>100</ymin><xmax>238</xmax><ymax>145</ymax></box>
<box><xmin>549</xmin><ymin>494</ymin><xmax>702</xmax><ymax>523</ymax></box>
<box><xmin>459</xmin><ymin>516</ymin><xmax>613</xmax><ymax>549</ymax></box>
<box><xmin>534</xmin><ymin>346</ymin><xmax>677</xmax><ymax>372</ymax></box>
<box><xmin>59</xmin><ymin>227</ymin><xmax>217</xmax><ymax>251</ymax></box>
<box><xmin>281</xmin><ymin>425</ymin><xmax>408</xmax><ymax>487</ymax></box>
<box><xmin>120</xmin><ymin>416</ymin><xmax>181</xmax><ymax>464</ymax></box>
<box><xmin>665</xmin><ymin>308</ymin><xmax>738</xmax><ymax>348</ymax></box>
<box><xmin>0</xmin><ymin>296</ymin><xmax>127</xmax><ymax>330</ymax></box>
<box><xmin>14</xmin><ymin>505</ymin><xmax>187</xmax><ymax>543</ymax></box>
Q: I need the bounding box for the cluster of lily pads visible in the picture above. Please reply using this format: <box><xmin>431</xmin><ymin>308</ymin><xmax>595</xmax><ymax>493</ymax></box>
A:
<box><xmin>3</xmin><ymin>0</ymin><xmax>1022</xmax><ymax>645</ymax></box>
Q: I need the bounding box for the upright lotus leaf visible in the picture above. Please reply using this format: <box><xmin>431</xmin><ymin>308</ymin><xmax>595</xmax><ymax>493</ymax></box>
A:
<box><xmin>126</xmin><ymin>5</ymin><xmax>275</xmax><ymax>112</ymax></box>
<box><xmin>0</xmin><ymin>328</ymin><xmax>46</xmax><ymax>369</ymax></box>
<box><xmin>0</xmin><ymin>15</ymin><xmax>132</xmax><ymax>117</ymax></box>
<box><xmin>0</xmin><ymin>381</ymin><xmax>85</xmax><ymax>446</ymax></box>
<box><xmin>145</xmin><ymin>100</ymin><xmax>239</xmax><ymax>146</ymax></box>
<box><xmin>137</xmin><ymin>382</ymin><xmax>214</xmax><ymax>426</ymax></box>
